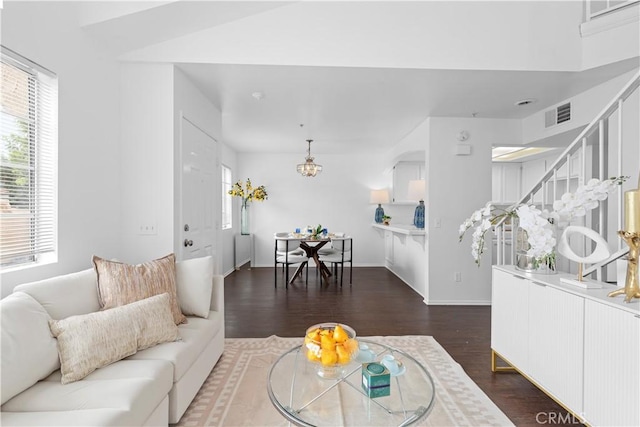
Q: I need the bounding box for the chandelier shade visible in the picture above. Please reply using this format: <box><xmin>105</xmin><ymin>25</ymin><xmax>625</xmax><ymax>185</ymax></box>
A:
<box><xmin>297</xmin><ymin>139</ymin><xmax>323</xmax><ymax>177</ymax></box>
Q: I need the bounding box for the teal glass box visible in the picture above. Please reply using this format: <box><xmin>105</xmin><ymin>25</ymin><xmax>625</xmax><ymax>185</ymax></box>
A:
<box><xmin>361</xmin><ymin>362</ymin><xmax>390</xmax><ymax>398</ymax></box>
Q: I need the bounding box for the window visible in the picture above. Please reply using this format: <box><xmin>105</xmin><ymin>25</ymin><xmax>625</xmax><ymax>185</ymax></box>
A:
<box><xmin>221</xmin><ymin>164</ymin><xmax>232</xmax><ymax>230</ymax></box>
<box><xmin>1</xmin><ymin>47</ymin><xmax>57</xmax><ymax>270</ymax></box>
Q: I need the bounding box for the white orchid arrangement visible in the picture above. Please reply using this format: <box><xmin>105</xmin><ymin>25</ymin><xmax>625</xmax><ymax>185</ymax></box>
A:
<box><xmin>459</xmin><ymin>176</ymin><xmax>627</xmax><ymax>267</ymax></box>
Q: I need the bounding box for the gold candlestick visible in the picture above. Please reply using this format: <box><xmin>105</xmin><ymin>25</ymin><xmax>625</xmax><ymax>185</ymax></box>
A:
<box><xmin>624</xmin><ymin>189</ymin><xmax>640</xmax><ymax>233</ymax></box>
<box><xmin>609</xmin><ymin>231</ymin><xmax>640</xmax><ymax>303</ymax></box>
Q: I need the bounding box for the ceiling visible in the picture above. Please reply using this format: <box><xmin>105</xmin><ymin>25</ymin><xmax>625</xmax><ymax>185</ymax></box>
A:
<box><xmin>75</xmin><ymin>0</ymin><xmax>640</xmax><ymax>155</ymax></box>
<box><xmin>176</xmin><ymin>60</ymin><xmax>638</xmax><ymax>154</ymax></box>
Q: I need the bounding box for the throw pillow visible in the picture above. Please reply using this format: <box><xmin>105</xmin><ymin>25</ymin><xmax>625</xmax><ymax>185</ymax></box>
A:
<box><xmin>49</xmin><ymin>293</ymin><xmax>179</xmax><ymax>384</ymax></box>
<box><xmin>93</xmin><ymin>253</ymin><xmax>186</xmax><ymax>324</ymax></box>
<box><xmin>1</xmin><ymin>292</ymin><xmax>61</xmax><ymax>404</ymax></box>
<box><xmin>175</xmin><ymin>255</ymin><xmax>214</xmax><ymax>318</ymax></box>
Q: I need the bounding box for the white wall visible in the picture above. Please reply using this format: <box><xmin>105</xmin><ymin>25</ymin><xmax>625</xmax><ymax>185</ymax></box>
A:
<box><xmin>236</xmin><ymin>151</ymin><xmax>389</xmax><ymax>268</ymax></box>
<box><xmin>581</xmin><ymin>3</ymin><xmax>640</xmax><ymax>71</ymax></box>
<box><xmin>221</xmin><ymin>143</ymin><xmax>238</xmax><ymax>276</ymax></box>
<box><xmin>522</xmin><ymin>69</ymin><xmax>639</xmax><ymax>145</ymax></box>
<box><xmin>119</xmin><ymin>64</ymin><xmax>223</xmax><ymax>269</ymax></box>
<box><xmin>123</xmin><ymin>1</ymin><xmax>584</xmax><ymax>73</ymax></box>
<box><xmin>1</xmin><ymin>2</ymin><xmax>121</xmax><ymax>296</ymax></box>
<box><xmin>119</xmin><ymin>63</ymin><xmax>175</xmax><ymax>263</ymax></box>
<box><xmin>426</xmin><ymin>117</ymin><xmax>522</xmax><ymax>304</ymax></box>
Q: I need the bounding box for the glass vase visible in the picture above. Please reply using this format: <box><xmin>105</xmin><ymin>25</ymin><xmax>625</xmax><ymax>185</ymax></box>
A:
<box><xmin>241</xmin><ymin>203</ymin><xmax>250</xmax><ymax>235</ymax></box>
<box><xmin>514</xmin><ymin>219</ymin><xmax>557</xmax><ymax>274</ymax></box>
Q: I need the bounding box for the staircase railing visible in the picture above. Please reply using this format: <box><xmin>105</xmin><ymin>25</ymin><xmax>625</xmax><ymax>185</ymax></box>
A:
<box><xmin>495</xmin><ymin>70</ymin><xmax>640</xmax><ymax>282</ymax></box>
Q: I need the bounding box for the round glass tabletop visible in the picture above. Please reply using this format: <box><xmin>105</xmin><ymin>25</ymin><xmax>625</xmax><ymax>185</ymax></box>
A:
<box><xmin>267</xmin><ymin>338</ymin><xmax>436</xmax><ymax>426</ymax></box>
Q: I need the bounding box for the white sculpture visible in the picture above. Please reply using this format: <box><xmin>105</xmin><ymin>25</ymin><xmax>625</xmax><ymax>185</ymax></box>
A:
<box><xmin>557</xmin><ymin>225</ymin><xmax>611</xmax><ymax>289</ymax></box>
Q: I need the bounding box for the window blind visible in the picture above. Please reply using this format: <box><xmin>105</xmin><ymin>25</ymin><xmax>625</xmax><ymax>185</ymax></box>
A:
<box><xmin>1</xmin><ymin>46</ymin><xmax>57</xmax><ymax>269</ymax></box>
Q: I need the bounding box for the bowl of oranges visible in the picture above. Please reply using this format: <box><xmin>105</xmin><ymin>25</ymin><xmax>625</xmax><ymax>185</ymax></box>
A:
<box><xmin>303</xmin><ymin>323</ymin><xmax>359</xmax><ymax>379</ymax></box>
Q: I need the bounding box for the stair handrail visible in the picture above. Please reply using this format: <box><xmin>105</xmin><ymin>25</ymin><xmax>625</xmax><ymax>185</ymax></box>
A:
<box><xmin>493</xmin><ymin>69</ymin><xmax>640</xmax><ymax>230</ymax></box>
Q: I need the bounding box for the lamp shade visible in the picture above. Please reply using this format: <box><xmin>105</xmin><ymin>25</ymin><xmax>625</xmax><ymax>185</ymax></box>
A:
<box><xmin>407</xmin><ymin>180</ymin><xmax>426</xmax><ymax>201</ymax></box>
<box><xmin>370</xmin><ymin>189</ymin><xmax>390</xmax><ymax>204</ymax></box>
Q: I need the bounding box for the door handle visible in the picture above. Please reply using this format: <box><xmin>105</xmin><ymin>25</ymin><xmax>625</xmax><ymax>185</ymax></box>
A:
<box><xmin>184</xmin><ymin>239</ymin><xmax>193</xmax><ymax>247</ymax></box>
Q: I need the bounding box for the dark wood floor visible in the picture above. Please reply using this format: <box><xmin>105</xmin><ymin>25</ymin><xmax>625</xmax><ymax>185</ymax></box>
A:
<box><xmin>224</xmin><ymin>265</ymin><xmax>582</xmax><ymax>426</ymax></box>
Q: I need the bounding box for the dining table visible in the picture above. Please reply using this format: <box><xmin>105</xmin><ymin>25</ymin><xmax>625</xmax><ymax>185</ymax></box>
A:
<box><xmin>289</xmin><ymin>237</ymin><xmax>333</xmax><ymax>285</ymax></box>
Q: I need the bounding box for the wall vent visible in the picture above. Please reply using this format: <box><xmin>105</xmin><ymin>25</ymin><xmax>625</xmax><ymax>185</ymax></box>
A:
<box><xmin>545</xmin><ymin>102</ymin><xmax>571</xmax><ymax>128</ymax></box>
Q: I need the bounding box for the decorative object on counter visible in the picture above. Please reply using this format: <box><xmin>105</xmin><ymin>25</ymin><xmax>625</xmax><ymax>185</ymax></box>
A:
<box><xmin>228</xmin><ymin>178</ymin><xmax>268</xmax><ymax>235</ymax></box>
<box><xmin>622</xmin><ymin>175</ymin><xmax>640</xmax><ymax>233</ymax></box>
<box><xmin>557</xmin><ymin>226</ymin><xmax>611</xmax><ymax>289</ymax></box>
<box><xmin>609</xmin><ymin>231</ymin><xmax>640</xmax><ymax>303</ymax></box>
<box><xmin>296</xmin><ymin>139</ymin><xmax>323</xmax><ymax>177</ymax></box>
<box><xmin>304</xmin><ymin>323</ymin><xmax>358</xmax><ymax>379</ymax></box>
<box><xmin>370</xmin><ymin>189</ymin><xmax>389</xmax><ymax>223</ymax></box>
<box><xmin>459</xmin><ymin>177</ymin><xmax>627</xmax><ymax>268</ymax></box>
<box><xmin>380</xmin><ymin>354</ymin><xmax>406</xmax><ymax>377</ymax></box>
<box><xmin>382</xmin><ymin>215</ymin><xmax>391</xmax><ymax>225</ymax></box>
<box><xmin>513</xmin><ymin>205</ymin><xmax>557</xmax><ymax>273</ymax></box>
<box><xmin>609</xmin><ymin>174</ymin><xmax>640</xmax><ymax>303</ymax></box>
<box><xmin>361</xmin><ymin>362</ymin><xmax>390</xmax><ymax>398</ymax></box>
<box><xmin>408</xmin><ymin>180</ymin><xmax>426</xmax><ymax>229</ymax></box>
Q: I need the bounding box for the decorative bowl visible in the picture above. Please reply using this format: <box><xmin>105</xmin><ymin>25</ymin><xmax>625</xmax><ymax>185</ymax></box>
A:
<box><xmin>303</xmin><ymin>322</ymin><xmax>359</xmax><ymax>379</ymax></box>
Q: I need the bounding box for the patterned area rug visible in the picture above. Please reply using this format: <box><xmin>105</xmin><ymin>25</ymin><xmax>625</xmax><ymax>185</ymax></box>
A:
<box><xmin>175</xmin><ymin>335</ymin><xmax>513</xmax><ymax>427</ymax></box>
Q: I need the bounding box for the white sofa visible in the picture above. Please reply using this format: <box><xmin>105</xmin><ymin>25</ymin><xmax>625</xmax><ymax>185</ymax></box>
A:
<box><xmin>0</xmin><ymin>257</ymin><xmax>225</xmax><ymax>426</ymax></box>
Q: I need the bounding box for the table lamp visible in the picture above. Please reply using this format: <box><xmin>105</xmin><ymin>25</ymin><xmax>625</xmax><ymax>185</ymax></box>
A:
<box><xmin>370</xmin><ymin>189</ymin><xmax>390</xmax><ymax>223</ymax></box>
<box><xmin>408</xmin><ymin>180</ymin><xmax>426</xmax><ymax>229</ymax></box>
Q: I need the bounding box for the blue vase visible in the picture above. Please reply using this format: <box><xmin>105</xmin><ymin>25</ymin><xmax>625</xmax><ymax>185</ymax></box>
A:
<box><xmin>374</xmin><ymin>204</ymin><xmax>385</xmax><ymax>223</ymax></box>
<box><xmin>413</xmin><ymin>201</ymin><xmax>425</xmax><ymax>229</ymax></box>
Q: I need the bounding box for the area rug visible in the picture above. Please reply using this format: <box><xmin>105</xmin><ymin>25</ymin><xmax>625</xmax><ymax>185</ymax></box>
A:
<box><xmin>175</xmin><ymin>335</ymin><xmax>513</xmax><ymax>427</ymax></box>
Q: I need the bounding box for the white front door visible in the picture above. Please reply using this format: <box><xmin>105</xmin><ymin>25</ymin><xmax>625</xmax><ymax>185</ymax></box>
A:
<box><xmin>180</xmin><ymin>115</ymin><xmax>217</xmax><ymax>262</ymax></box>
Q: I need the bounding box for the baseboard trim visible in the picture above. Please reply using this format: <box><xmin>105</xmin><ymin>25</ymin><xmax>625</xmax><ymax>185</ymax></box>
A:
<box><xmin>423</xmin><ymin>299</ymin><xmax>491</xmax><ymax>306</ymax></box>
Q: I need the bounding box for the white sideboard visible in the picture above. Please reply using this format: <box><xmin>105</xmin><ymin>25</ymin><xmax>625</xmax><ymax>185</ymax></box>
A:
<box><xmin>492</xmin><ymin>266</ymin><xmax>640</xmax><ymax>426</ymax></box>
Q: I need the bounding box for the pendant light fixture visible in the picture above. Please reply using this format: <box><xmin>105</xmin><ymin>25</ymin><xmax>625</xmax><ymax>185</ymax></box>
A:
<box><xmin>296</xmin><ymin>139</ymin><xmax>323</xmax><ymax>177</ymax></box>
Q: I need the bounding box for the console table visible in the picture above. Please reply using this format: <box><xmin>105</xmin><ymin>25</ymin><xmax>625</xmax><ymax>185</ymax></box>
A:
<box><xmin>491</xmin><ymin>265</ymin><xmax>640</xmax><ymax>426</ymax></box>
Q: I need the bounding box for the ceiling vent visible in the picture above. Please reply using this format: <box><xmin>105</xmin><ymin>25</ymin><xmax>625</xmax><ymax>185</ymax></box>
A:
<box><xmin>545</xmin><ymin>102</ymin><xmax>571</xmax><ymax>128</ymax></box>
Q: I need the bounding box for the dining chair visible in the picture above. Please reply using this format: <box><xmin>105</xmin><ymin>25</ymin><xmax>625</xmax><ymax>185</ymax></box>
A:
<box><xmin>318</xmin><ymin>237</ymin><xmax>352</xmax><ymax>287</ymax></box>
<box><xmin>274</xmin><ymin>236</ymin><xmax>308</xmax><ymax>288</ymax></box>
<box><xmin>274</xmin><ymin>232</ymin><xmax>304</xmax><ymax>256</ymax></box>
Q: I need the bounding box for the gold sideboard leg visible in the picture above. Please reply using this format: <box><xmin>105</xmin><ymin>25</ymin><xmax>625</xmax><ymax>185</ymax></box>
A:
<box><xmin>491</xmin><ymin>349</ymin><xmax>516</xmax><ymax>373</ymax></box>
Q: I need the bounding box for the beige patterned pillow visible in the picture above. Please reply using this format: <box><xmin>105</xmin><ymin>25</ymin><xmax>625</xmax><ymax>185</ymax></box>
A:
<box><xmin>93</xmin><ymin>254</ymin><xmax>186</xmax><ymax>324</ymax></box>
<box><xmin>49</xmin><ymin>293</ymin><xmax>179</xmax><ymax>384</ymax></box>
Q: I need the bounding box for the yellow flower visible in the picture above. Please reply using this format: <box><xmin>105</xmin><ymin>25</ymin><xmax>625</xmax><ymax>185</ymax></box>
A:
<box><xmin>228</xmin><ymin>179</ymin><xmax>268</xmax><ymax>205</ymax></box>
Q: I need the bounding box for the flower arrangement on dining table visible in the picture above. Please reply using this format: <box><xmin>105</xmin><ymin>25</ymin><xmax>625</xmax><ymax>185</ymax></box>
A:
<box><xmin>459</xmin><ymin>177</ymin><xmax>627</xmax><ymax>268</ymax></box>
<box><xmin>228</xmin><ymin>178</ymin><xmax>268</xmax><ymax>207</ymax></box>
<box><xmin>308</xmin><ymin>224</ymin><xmax>326</xmax><ymax>240</ymax></box>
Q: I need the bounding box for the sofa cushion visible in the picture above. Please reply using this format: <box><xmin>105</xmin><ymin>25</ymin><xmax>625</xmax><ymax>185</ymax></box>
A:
<box><xmin>128</xmin><ymin>310</ymin><xmax>222</xmax><ymax>382</ymax></box>
<box><xmin>12</xmin><ymin>268</ymin><xmax>100</xmax><ymax>320</ymax></box>
<box><xmin>0</xmin><ymin>292</ymin><xmax>60</xmax><ymax>405</ymax></box>
<box><xmin>93</xmin><ymin>254</ymin><xmax>186</xmax><ymax>324</ymax></box>
<box><xmin>49</xmin><ymin>293</ymin><xmax>179</xmax><ymax>384</ymax></box>
<box><xmin>176</xmin><ymin>255</ymin><xmax>214</xmax><ymax>318</ymax></box>
<box><xmin>1</xmin><ymin>359</ymin><xmax>172</xmax><ymax>426</ymax></box>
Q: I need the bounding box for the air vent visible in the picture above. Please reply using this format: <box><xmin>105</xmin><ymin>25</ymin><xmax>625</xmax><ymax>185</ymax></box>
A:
<box><xmin>545</xmin><ymin>102</ymin><xmax>571</xmax><ymax>128</ymax></box>
<box><xmin>557</xmin><ymin>103</ymin><xmax>571</xmax><ymax>123</ymax></box>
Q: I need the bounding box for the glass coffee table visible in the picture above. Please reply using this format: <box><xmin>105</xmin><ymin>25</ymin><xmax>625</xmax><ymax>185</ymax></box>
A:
<box><xmin>267</xmin><ymin>339</ymin><xmax>435</xmax><ymax>426</ymax></box>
